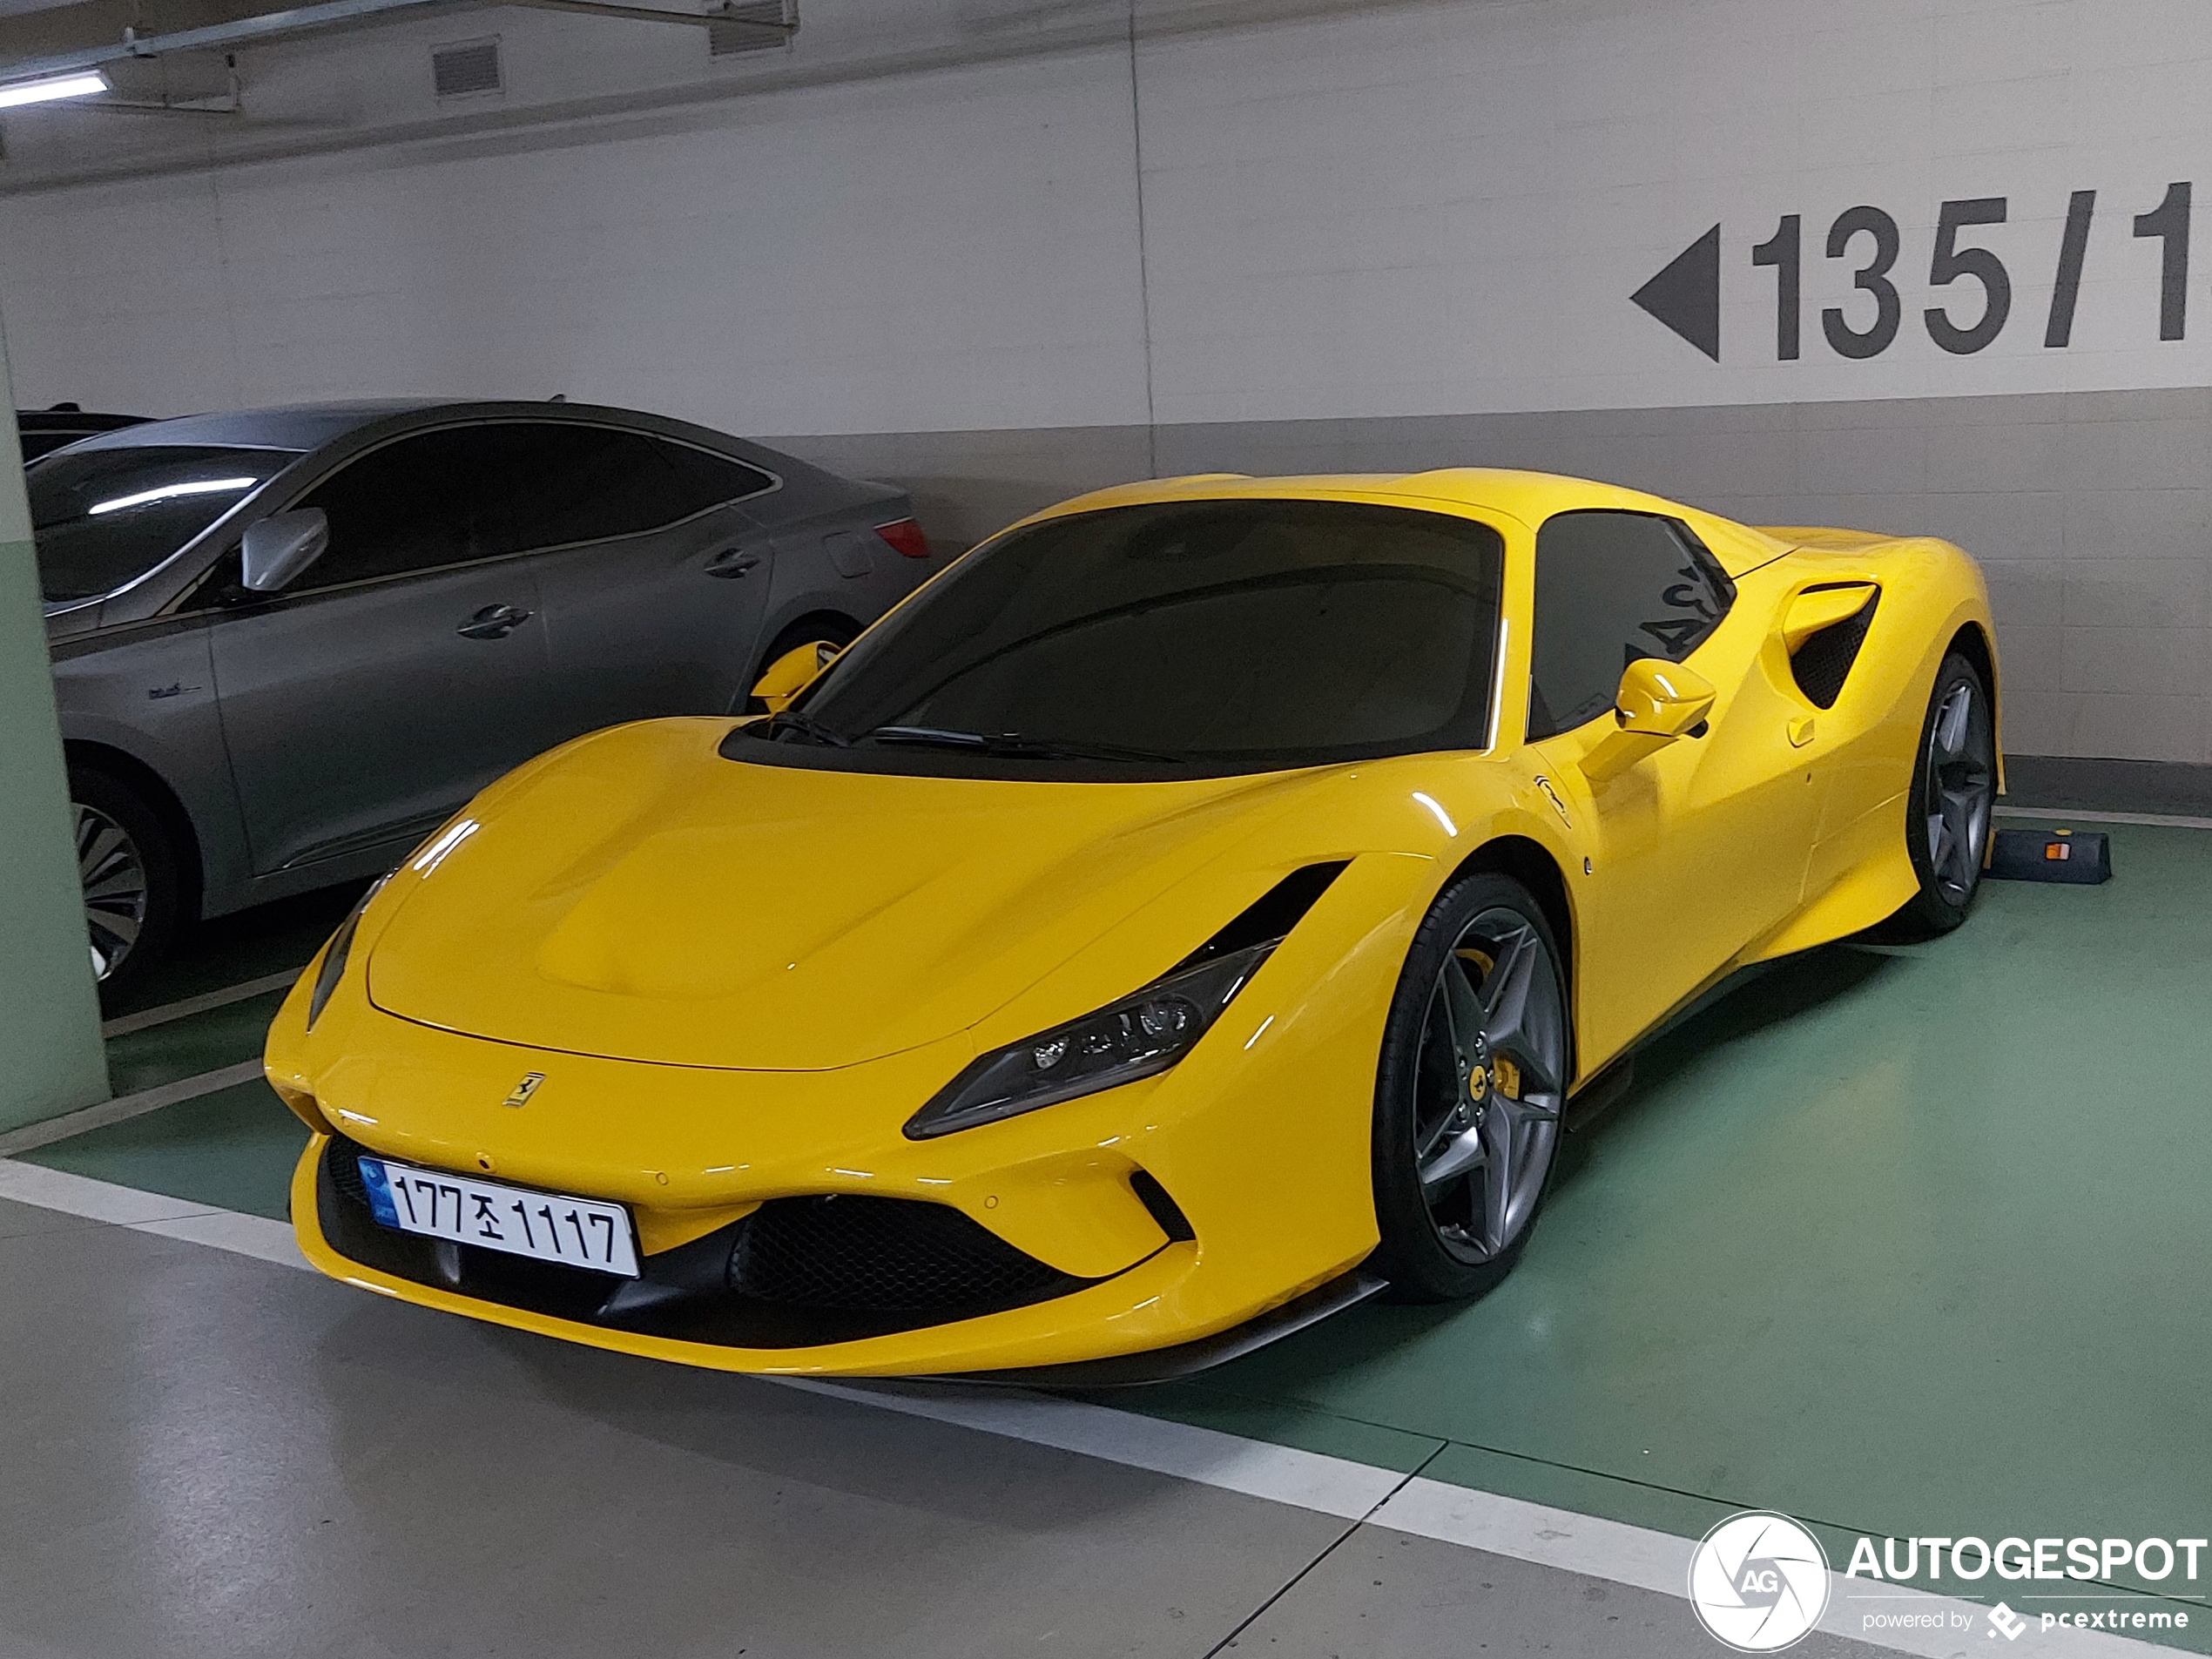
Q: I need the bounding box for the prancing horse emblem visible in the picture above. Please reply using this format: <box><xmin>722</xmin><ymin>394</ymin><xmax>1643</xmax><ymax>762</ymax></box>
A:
<box><xmin>502</xmin><ymin>1072</ymin><xmax>546</xmax><ymax>1109</ymax></box>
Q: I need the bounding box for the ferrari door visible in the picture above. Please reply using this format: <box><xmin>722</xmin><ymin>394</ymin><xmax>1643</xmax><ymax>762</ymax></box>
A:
<box><xmin>1524</xmin><ymin>510</ymin><xmax>1823</xmax><ymax>1069</ymax></box>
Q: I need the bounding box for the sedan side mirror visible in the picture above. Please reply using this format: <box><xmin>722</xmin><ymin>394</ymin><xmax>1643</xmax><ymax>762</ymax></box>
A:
<box><xmin>240</xmin><ymin>508</ymin><xmax>330</xmax><ymax>594</ymax></box>
<box><xmin>1581</xmin><ymin>658</ymin><xmax>1716</xmax><ymax>782</ymax></box>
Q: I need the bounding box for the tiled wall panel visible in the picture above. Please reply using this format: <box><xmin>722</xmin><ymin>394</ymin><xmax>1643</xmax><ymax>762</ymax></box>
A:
<box><xmin>4</xmin><ymin>0</ymin><xmax>2212</xmax><ymax>762</ymax></box>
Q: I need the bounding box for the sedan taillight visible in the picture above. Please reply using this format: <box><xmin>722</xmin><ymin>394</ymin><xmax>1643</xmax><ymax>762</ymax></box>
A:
<box><xmin>873</xmin><ymin>517</ymin><xmax>930</xmax><ymax>559</ymax></box>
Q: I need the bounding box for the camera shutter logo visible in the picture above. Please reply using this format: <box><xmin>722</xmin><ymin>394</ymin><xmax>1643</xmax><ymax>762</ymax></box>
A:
<box><xmin>1688</xmin><ymin>1511</ymin><xmax>1831</xmax><ymax>1651</ymax></box>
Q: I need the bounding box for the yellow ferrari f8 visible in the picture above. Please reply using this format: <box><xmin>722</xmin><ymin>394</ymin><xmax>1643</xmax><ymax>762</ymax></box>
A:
<box><xmin>270</xmin><ymin>469</ymin><xmax>2000</xmax><ymax>1379</ymax></box>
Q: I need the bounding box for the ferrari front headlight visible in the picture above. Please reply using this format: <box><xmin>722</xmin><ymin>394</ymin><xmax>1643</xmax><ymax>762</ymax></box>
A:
<box><xmin>903</xmin><ymin>940</ymin><xmax>1275</xmax><ymax>1139</ymax></box>
<box><xmin>306</xmin><ymin>873</ymin><xmax>389</xmax><ymax>1031</ymax></box>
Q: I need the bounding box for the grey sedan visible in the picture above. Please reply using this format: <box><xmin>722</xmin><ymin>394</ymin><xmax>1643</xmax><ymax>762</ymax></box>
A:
<box><xmin>37</xmin><ymin>400</ymin><xmax>933</xmax><ymax>998</ymax></box>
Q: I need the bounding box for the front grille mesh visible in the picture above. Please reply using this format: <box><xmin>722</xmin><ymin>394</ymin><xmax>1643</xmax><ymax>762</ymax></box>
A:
<box><xmin>328</xmin><ymin>1138</ymin><xmax>370</xmax><ymax>1209</ymax></box>
<box><xmin>730</xmin><ymin>1195</ymin><xmax>1067</xmax><ymax>1313</ymax></box>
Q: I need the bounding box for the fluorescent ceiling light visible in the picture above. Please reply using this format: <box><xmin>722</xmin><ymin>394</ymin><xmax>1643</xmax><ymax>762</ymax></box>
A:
<box><xmin>0</xmin><ymin>71</ymin><xmax>109</xmax><ymax>110</ymax></box>
<box><xmin>88</xmin><ymin>477</ymin><xmax>257</xmax><ymax>516</ymax></box>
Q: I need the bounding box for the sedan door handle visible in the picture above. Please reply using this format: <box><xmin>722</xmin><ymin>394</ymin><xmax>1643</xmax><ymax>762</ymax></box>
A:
<box><xmin>705</xmin><ymin>549</ymin><xmax>763</xmax><ymax>580</ymax></box>
<box><xmin>457</xmin><ymin>604</ymin><xmax>533</xmax><ymax>640</ymax></box>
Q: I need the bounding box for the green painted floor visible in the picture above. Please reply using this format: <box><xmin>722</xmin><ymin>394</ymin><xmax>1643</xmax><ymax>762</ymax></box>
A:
<box><xmin>1129</xmin><ymin>819</ymin><xmax>2212</xmax><ymax>1645</ymax></box>
<box><xmin>98</xmin><ymin>881</ymin><xmax>366</xmax><ymax>1022</ymax></box>
<box><xmin>19</xmin><ymin>822</ymin><xmax>2209</xmax><ymax>1647</ymax></box>
<box><xmin>105</xmin><ymin>988</ymin><xmax>292</xmax><ymax>1096</ymax></box>
<box><xmin>24</xmin><ymin>1079</ymin><xmax>305</xmax><ymax>1222</ymax></box>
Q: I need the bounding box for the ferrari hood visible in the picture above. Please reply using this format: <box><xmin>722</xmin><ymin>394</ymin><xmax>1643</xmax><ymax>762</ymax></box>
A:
<box><xmin>367</xmin><ymin>720</ymin><xmax>1329</xmax><ymax>1071</ymax></box>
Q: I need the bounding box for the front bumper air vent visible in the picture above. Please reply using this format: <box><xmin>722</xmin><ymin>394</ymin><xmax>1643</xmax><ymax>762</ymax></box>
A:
<box><xmin>317</xmin><ymin>1134</ymin><xmax>1094</xmax><ymax>1347</ymax></box>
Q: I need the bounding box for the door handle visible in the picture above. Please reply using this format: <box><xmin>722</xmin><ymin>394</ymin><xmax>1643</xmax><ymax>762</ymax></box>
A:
<box><xmin>457</xmin><ymin>604</ymin><xmax>532</xmax><ymax>640</ymax></box>
<box><xmin>705</xmin><ymin>548</ymin><xmax>763</xmax><ymax>579</ymax></box>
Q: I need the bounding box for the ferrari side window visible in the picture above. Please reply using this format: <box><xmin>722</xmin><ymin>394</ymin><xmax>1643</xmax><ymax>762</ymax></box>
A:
<box><xmin>1527</xmin><ymin>510</ymin><xmax>1736</xmax><ymax>740</ymax></box>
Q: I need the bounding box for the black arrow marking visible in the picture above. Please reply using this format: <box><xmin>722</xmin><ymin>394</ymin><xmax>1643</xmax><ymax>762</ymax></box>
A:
<box><xmin>1632</xmin><ymin>224</ymin><xmax>1721</xmax><ymax>361</ymax></box>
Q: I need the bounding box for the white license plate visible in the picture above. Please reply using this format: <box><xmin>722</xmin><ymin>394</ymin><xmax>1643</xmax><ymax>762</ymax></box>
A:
<box><xmin>357</xmin><ymin>1156</ymin><xmax>639</xmax><ymax>1278</ymax></box>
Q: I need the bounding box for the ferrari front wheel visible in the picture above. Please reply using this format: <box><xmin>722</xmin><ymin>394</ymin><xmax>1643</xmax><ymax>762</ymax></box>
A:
<box><xmin>1371</xmin><ymin>873</ymin><xmax>1571</xmax><ymax>1302</ymax></box>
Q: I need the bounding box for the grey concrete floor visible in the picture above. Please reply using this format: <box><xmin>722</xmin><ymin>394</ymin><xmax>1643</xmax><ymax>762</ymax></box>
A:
<box><xmin>0</xmin><ymin>1193</ymin><xmax>1893</xmax><ymax>1659</ymax></box>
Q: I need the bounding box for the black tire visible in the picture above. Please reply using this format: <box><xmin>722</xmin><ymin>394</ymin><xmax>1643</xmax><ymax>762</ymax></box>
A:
<box><xmin>68</xmin><ymin>765</ymin><xmax>184</xmax><ymax>1006</ymax></box>
<box><xmin>1371</xmin><ymin>873</ymin><xmax>1573</xmax><ymax>1302</ymax></box>
<box><xmin>1885</xmin><ymin>651</ymin><xmax>1997</xmax><ymax>940</ymax></box>
<box><xmin>741</xmin><ymin>615</ymin><xmax>860</xmax><ymax>714</ymax></box>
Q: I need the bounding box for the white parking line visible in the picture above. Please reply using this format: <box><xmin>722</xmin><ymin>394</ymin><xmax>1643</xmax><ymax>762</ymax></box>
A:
<box><xmin>1997</xmin><ymin>806</ymin><xmax>2212</xmax><ymax>830</ymax></box>
<box><xmin>0</xmin><ymin>1060</ymin><xmax>266</xmax><ymax>1159</ymax></box>
<box><xmin>786</xmin><ymin>1375</ymin><xmax>1408</xmax><ymax>1520</ymax></box>
<box><xmin>1366</xmin><ymin>1479</ymin><xmax>2168</xmax><ymax>1656</ymax></box>
<box><xmin>0</xmin><ymin>1159</ymin><xmax>2182</xmax><ymax>1657</ymax></box>
<box><xmin>0</xmin><ymin>1162</ymin><xmax>308</xmax><ymax>1267</ymax></box>
<box><xmin>100</xmin><ymin>969</ymin><xmax>301</xmax><ymax>1038</ymax></box>
<box><xmin>0</xmin><ymin>1158</ymin><xmax>226</xmax><ymax>1225</ymax></box>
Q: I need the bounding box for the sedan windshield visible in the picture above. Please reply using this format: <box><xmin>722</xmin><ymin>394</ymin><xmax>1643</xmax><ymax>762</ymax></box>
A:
<box><xmin>727</xmin><ymin>498</ymin><xmax>1505</xmax><ymax>778</ymax></box>
<box><xmin>32</xmin><ymin>445</ymin><xmax>301</xmax><ymax>603</ymax></box>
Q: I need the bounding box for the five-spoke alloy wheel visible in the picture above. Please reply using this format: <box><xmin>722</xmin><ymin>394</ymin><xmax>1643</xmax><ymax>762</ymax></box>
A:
<box><xmin>1372</xmin><ymin>873</ymin><xmax>1571</xmax><ymax>1300</ymax></box>
<box><xmin>1892</xmin><ymin>650</ymin><xmax>1997</xmax><ymax>936</ymax></box>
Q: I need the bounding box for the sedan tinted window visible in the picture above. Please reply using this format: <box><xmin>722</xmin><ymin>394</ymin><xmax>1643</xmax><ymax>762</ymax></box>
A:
<box><xmin>296</xmin><ymin>427</ymin><xmax>503</xmax><ymax>587</ymax></box>
<box><xmin>732</xmin><ymin>499</ymin><xmax>1504</xmax><ymax>777</ymax></box>
<box><xmin>31</xmin><ymin>446</ymin><xmax>300</xmax><ymax>603</ymax></box>
<box><xmin>297</xmin><ymin>423</ymin><xmax>772</xmax><ymax>590</ymax></box>
<box><xmin>491</xmin><ymin>426</ymin><xmax>772</xmax><ymax>550</ymax></box>
<box><xmin>1527</xmin><ymin>510</ymin><xmax>1736</xmax><ymax>740</ymax></box>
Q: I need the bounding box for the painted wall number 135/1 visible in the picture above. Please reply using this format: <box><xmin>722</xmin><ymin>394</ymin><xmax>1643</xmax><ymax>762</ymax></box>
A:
<box><xmin>1755</xmin><ymin>185</ymin><xmax>2189</xmax><ymax>360</ymax></box>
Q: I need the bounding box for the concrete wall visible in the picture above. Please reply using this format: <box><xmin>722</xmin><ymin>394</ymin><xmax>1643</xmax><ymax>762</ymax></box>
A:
<box><xmin>3</xmin><ymin>0</ymin><xmax>2211</xmax><ymax>769</ymax></box>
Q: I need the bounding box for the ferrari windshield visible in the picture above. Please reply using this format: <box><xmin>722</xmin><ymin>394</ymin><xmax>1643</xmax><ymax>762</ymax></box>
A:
<box><xmin>32</xmin><ymin>445</ymin><xmax>300</xmax><ymax>603</ymax></box>
<box><xmin>730</xmin><ymin>497</ymin><xmax>1505</xmax><ymax>777</ymax></box>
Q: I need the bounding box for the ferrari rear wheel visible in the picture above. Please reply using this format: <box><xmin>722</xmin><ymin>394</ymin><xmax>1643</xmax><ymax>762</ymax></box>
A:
<box><xmin>1889</xmin><ymin>651</ymin><xmax>1996</xmax><ymax>938</ymax></box>
<box><xmin>1371</xmin><ymin>873</ymin><xmax>1571</xmax><ymax>1301</ymax></box>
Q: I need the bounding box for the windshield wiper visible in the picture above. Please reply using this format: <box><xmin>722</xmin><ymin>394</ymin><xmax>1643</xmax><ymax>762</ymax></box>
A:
<box><xmin>759</xmin><ymin>710</ymin><xmax>851</xmax><ymax>747</ymax></box>
<box><xmin>866</xmin><ymin>725</ymin><xmax>1182</xmax><ymax>764</ymax></box>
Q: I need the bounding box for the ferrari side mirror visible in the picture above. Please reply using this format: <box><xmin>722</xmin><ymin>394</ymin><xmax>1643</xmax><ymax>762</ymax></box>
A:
<box><xmin>749</xmin><ymin>640</ymin><xmax>840</xmax><ymax>715</ymax></box>
<box><xmin>1581</xmin><ymin>658</ymin><xmax>1717</xmax><ymax>781</ymax></box>
<box><xmin>1613</xmin><ymin>658</ymin><xmax>1716</xmax><ymax>738</ymax></box>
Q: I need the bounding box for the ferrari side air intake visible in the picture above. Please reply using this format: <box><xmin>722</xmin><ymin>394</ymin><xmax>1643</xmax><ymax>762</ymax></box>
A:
<box><xmin>1789</xmin><ymin>584</ymin><xmax>1880</xmax><ymax>708</ymax></box>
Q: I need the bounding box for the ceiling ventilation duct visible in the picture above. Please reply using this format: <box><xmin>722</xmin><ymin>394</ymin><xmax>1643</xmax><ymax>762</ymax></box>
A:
<box><xmin>431</xmin><ymin>37</ymin><xmax>502</xmax><ymax>98</ymax></box>
<box><xmin>708</xmin><ymin>0</ymin><xmax>792</xmax><ymax>56</ymax></box>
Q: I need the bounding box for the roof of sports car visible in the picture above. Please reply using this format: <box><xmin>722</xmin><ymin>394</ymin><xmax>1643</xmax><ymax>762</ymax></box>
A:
<box><xmin>1035</xmin><ymin>467</ymin><xmax>1797</xmax><ymax>567</ymax></box>
<box><xmin>1044</xmin><ymin>466</ymin><xmax>1710</xmax><ymax>520</ymax></box>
